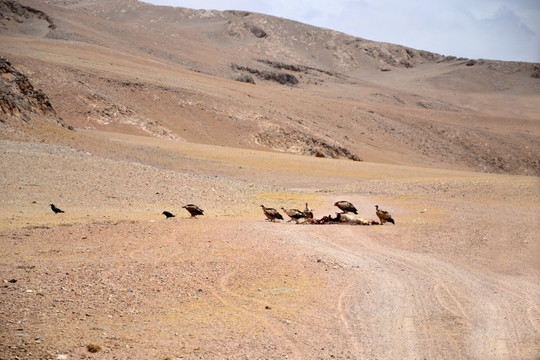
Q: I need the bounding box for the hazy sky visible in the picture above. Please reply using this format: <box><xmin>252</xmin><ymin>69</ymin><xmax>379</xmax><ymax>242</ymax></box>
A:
<box><xmin>142</xmin><ymin>0</ymin><xmax>540</xmax><ymax>63</ymax></box>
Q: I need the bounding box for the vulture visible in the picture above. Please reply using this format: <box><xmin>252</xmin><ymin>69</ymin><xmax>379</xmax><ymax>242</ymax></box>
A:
<box><xmin>334</xmin><ymin>201</ymin><xmax>358</xmax><ymax>214</ymax></box>
<box><xmin>281</xmin><ymin>207</ymin><xmax>307</xmax><ymax>224</ymax></box>
<box><xmin>50</xmin><ymin>204</ymin><xmax>64</xmax><ymax>214</ymax></box>
<box><xmin>304</xmin><ymin>202</ymin><xmax>314</xmax><ymax>222</ymax></box>
<box><xmin>260</xmin><ymin>205</ymin><xmax>283</xmax><ymax>222</ymax></box>
<box><xmin>182</xmin><ymin>204</ymin><xmax>204</xmax><ymax>218</ymax></box>
<box><xmin>162</xmin><ymin>211</ymin><xmax>175</xmax><ymax>219</ymax></box>
<box><xmin>375</xmin><ymin>205</ymin><xmax>395</xmax><ymax>224</ymax></box>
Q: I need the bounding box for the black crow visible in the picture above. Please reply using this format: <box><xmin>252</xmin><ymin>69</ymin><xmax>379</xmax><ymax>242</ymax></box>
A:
<box><xmin>50</xmin><ymin>204</ymin><xmax>64</xmax><ymax>214</ymax></box>
<box><xmin>162</xmin><ymin>211</ymin><xmax>175</xmax><ymax>219</ymax></box>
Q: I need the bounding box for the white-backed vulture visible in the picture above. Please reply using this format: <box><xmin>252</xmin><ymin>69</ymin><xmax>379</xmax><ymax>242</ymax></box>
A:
<box><xmin>375</xmin><ymin>205</ymin><xmax>395</xmax><ymax>224</ymax></box>
<box><xmin>260</xmin><ymin>205</ymin><xmax>283</xmax><ymax>222</ymax></box>
<box><xmin>304</xmin><ymin>202</ymin><xmax>314</xmax><ymax>222</ymax></box>
<box><xmin>281</xmin><ymin>207</ymin><xmax>307</xmax><ymax>223</ymax></box>
<box><xmin>182</xmin><ymin>204</ymin><xmax>204</xmax><ymax>218</ymax></box>
<box><xmin>334</xmin><ymin>201</ymin><xmax>358</xmax><ymax>214</ymax></box>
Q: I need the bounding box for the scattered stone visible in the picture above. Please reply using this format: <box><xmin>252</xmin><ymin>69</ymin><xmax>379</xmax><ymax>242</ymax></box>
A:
<box><xmin>235</xmin><ymin>74</ymin><xmax>255</xmax><ymax>84</ymax></box>
<box><xmin>86</xmin><ymin>343</ymin><xmax>101</xmax><ymax>353</ymax></box>
<box><xmin>8</xmin><ymin>279</ymin><xmax>17</xmax><ymax>283</ymax></box>
<box><xmin>231</xmin><ymin>64</ymin><xmax>299</xmax><ymax>86</ymax></box>
<box><xmin>248</xmin><ymin>25</ymin><xmax>267</xmax><ymax>38</ymax></box>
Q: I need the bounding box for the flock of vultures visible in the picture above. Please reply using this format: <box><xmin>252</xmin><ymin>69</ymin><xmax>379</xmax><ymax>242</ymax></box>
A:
<box><xmin>49</xmin><ymin>201</ymin><xmax>395</xmax><ymax>226</ymax></box>
<box><xmin>260</xmin><ymin>201</ymin><xmax>395</xmax><ymax>226</ymax></box>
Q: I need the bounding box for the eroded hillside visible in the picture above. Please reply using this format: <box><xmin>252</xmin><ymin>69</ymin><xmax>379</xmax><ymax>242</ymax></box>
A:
<box><xmin>0</xmin><ymin>0</ymin><xmax>539</xmax><ymax>175</ymax></box>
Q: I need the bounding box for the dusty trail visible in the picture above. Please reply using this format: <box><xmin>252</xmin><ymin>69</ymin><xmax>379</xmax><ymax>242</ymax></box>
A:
<box><xmin>283</xmin><ymin>224</ymin><xmax>540</xmax><ymax>359</ymax></box>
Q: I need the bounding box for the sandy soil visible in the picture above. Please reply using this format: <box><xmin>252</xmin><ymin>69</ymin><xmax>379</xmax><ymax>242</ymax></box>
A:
<box><xmin>1</xmin><ymin>139</ymin><xmax>539</xmax><ymax>359</ymax></box>
<box><xmin>1</xmin><ymin>1</ymin><xmax>539</xmax><ymax>358</ymax></box>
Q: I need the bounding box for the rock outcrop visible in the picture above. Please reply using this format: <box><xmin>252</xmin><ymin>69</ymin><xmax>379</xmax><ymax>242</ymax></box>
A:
<box><xmin>0</xmin><ymin>56</ymin><xmax>65</xmax><ymax>127</ymax></box>
<box><xmin>255</xmin><ymin>126</ymin><xmax>362</xmax><ymax>161</ymax></box>
<box><xmin>0</xmin><ymin>0</ymin><xmax>56</xmax><ymax>30</ymax></box>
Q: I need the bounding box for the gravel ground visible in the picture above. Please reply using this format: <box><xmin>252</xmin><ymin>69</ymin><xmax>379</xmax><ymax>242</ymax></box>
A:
<box><xmin>1</xmin><ymin>139</ymin><xmax>539</xmax><ymax>359</ymax></box>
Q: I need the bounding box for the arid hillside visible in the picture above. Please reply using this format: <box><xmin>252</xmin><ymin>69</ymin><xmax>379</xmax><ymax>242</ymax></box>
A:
<box><xmin>1</xmin><ymin>1</ymin><xmax>540</xmax><ymax>359</ymax></box>
<box><xmin>1</xmin><ymin>0</ymin><xmax>539</xmax><ymax>176</ymax></box>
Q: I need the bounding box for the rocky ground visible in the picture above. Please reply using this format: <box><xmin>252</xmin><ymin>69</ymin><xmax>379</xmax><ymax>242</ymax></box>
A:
<box><xmin>0</xmin><ymin>139</ymin><xmax>538</xmax><ymax>359</ymax></box>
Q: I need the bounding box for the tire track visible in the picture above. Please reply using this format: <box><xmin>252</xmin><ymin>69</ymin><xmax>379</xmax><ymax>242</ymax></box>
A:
<box><xmin>213</xmin><ymin>270</ymin><xmax>305</xmax><ymax>359</ymax></box>
<box><xmin>299</xmin><ymin>225</ymin><xmax>538</xmax><ymax>359</ymax></box>
<box><xmin>337</xmin><ymin>282</ymin><xmax>362</xmax><ymax>356</ymax></box>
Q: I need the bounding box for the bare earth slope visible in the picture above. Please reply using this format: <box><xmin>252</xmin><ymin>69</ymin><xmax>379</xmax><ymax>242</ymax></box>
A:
<box><xmin>1</xmin><ymin>0</ymin><xmax>539</xmax><ymax>175</ymax></box>
<box><xmin>0</xmin><ymin>0</ymin><xmax>539</xmax><ymax>359</ymax></box>
<box><xmin>0</xmin><ymin>138</ymin><xmax>539</xmax><ymax>359</ymax></box>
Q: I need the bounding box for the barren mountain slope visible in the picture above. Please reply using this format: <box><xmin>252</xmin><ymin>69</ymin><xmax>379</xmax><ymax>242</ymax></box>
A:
<box><xmin>1</xmin><ymin>0</ymin><xmax>539</xmax><ymax>175</ymax></box>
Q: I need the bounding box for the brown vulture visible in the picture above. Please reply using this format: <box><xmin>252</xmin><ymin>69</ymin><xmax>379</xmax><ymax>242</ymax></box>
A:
<box><xmin>375</xmin><ymin>205</ymin><xmax>395</xmax><ymax>224</ymax></box>
<box><xmin>334</xmin><ymin>201</ymin><xmax>358</xmax><ymax>214</ymax></box>
<box><xmin>182</xmin><ymin>204</ymin><xmax>204</xmax><ymax>218</ymax></box>
<box><xmin>260</xmin><ymin>205</ymin><xmax>283</xmax><ymax>222</ymax></box>
<box><xmin>304</xmin><ymin>202</ymin><xmax>314</xmax><ymax>222</ymax></box>
<box><xmin>281</xmin><ymin>207</ymin><xmax>307</xmax><ymax>223</ymax></box>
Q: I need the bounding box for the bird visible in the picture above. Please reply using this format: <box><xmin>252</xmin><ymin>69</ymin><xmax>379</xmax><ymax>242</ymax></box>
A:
<box><xmin>375</xmin><ymin>205</ymin><xmax>395</xmax><ymax>224</ymax></box>
<box><xmin>281</xmin><ymin>207</ymin><xmax>307</xmax><ymax>224</ymax></box>
<box><xmin>334</xmin><ymin>201</ymin><xmax>358</xmax><ymax>214</ymax></box>
<box><xmin>50</xmin><ymin>204</ymin><xmax>64</xmax><ymax>214</ymax></box>
<box><xmin>260</xmin><ymin>205</ymin><xmax>283</xmax><ymax>222</ymax></box>
<box><xmin>304</xmin><ymin>202</ymin><xmax>314</xmax><ymax>222</ymax></box>
<box><xmin>162</xmin><ymin>211</ymin><xmax>175</xmax><ymax>219</ymax></box>
<box><xmin>182</xmin><ymin>204</ymin><xmax>204</xmax><ymax>218</ymax></box>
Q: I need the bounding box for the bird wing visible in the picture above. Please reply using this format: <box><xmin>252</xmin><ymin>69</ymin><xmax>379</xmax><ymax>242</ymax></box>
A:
<box><xmin>337</xmin><ymin>201</ymin><xmax>356</xmax><ymax>212</ymax></box>
<box><xmin>377</xmin><ymin>209</ymin><xmax>392</xmax><ymax>220</ymax></box>
<box><xmin>185</xmin><ymin>204</ymin><xmax>204</xmax><ymax>214</ymax></box>
<box><xmin>266</xmin><ymin>208</ymin><xmax>283</xmax><ymax>220</ymax></box>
